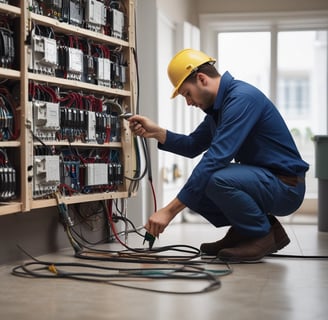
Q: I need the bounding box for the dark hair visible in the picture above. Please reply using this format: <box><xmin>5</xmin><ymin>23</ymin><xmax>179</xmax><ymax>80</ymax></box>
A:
<box><xmin>184</xmin><ymin>62</ymin><xmax>220</xmax><ymax>84</ymax></box>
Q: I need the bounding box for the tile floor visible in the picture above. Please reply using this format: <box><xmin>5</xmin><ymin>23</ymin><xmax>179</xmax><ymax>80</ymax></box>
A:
<box><xmin>0</xmin><ymin>216</ymin><xmax>328</xmax><ymax>320</ymax></box>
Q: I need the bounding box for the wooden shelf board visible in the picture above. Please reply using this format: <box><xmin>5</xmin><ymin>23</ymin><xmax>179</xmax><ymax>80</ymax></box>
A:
<box><xmin>0</xmin><ymin>3</ymin><xmax>21</xmax><ymax>15</ymax></box>
<box><xmin>28</xmin><ymin>73</ymin><xmax>131</xmax><ymax>97</ymax></box>
<box><xmin>0</xmin><ymin>68</ymin><xmax>20</xmax><ymax>80</ymax></box>
<box><xmin>0</xmin><ymin>202</ymin><xmax>22</xmax><ymax>216</ymax></box>
<box><xmin>32</xmin><ymin>141</ymin><xmax>122</xmax><ymax>148</ymax></box>
<box><xmin>29</xmin><ymin>12</ymin><xmax>130</xmax><ymax>47</ymax></box>
<box><xmin>31</xmin><ymin>191</ymin><xmax>130</xmax><ymax>209</ymax></box>
<box><xmin>0</xmin><ymin>141</ymin><xmax>20</xmax><ymax>147</ymax></box>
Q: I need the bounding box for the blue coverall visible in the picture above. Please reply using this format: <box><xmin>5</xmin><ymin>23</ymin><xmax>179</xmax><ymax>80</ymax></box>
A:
<box><xmin>158</xmin><ymin>71</ymin><xmax>309</xmax><ymax>237</ymax></box>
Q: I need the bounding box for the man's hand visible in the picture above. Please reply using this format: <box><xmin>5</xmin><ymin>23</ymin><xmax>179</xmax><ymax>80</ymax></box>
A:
<box><xmin>144</xmin><ymin>198</ymin><xmax>186</xmax><ymax>238</ymax></box>
<box><xmin>145</xmin><ymin>208</ymin><xmax>174</xmax><ymax>238</ymax></box>
<box><xmin>128</xmin><ymin>115</ymin><xmax>167</xmax><ymax>144</ymax></box>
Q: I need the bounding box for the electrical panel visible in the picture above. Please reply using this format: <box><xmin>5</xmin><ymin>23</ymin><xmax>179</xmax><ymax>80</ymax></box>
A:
<box><xmin>32</xmin><ymin>145</ymin><xmax>124</xmax><ymax>197</ymax></box>
<box><xmin>0</xmin><ymin>0</ymin><xmax>135</xmax><ymax>215</ymax></box>
<box><xmin>29</xmin><ymin>24</ymin><xmax>128</xmax><ymax>87</ymax></box>
<box><xmin>28</xmin><ymin>0</ymin><xmax>127</xmax><ymax>40</ymax></box>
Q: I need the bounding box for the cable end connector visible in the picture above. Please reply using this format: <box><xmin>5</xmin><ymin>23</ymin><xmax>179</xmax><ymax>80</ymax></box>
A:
<box><xmin>58</xmin><ymin>202</ymin><xmax>73</xmax><ymax>227</ymax></box>
<box><xmin>143</xmin><ymin>231</ymin><xmax>155</xmax><ymax>250</ymax></box>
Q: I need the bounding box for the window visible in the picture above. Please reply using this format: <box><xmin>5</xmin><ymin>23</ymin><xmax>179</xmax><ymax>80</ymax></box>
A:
<box><xmin>218</xmin><ymin>32</ymin><xmax>271</xmax><ymax>96</ymax></box>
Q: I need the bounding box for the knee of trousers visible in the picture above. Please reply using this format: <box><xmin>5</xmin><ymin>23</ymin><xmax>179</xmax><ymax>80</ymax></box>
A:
<box><xmin>205</xmin><ymin>173</ymin><xmax>233</xmax><ymax>202</ymax></box>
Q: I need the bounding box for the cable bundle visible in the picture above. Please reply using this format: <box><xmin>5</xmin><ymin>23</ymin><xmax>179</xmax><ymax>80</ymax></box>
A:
<box><xmin>0</xmin><ymin>86</ymin><xmax>19</xmax><ymax>141</ymax></box>
<box><xmin>12</xmin><ymin>196</ymin><xmax>232</xmax><ymax>294</ymax></box>
<box><xmin>0</xmin><ymin>25</ymin><xmax>14</xmax><ymax>68</ymax></box>
<box><xmin>12</xmin><ymin>251</ymin><xmax>229</xmax><ymax>294</ymax></box>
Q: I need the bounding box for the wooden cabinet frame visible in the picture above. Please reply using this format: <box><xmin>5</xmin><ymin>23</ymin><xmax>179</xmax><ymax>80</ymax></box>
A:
<box><xmin>0</xmin><ymin>0</ymin><xmax>137</xmax><ymax>216</ymax></box>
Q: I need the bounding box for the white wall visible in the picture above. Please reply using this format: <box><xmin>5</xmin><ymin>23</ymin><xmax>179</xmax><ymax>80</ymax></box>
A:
<box><xmin>134</xmin><ymin>0</ymin><xmax>202</xmax><ymax>223</ymax></box>
<box><xmin>157</xmin><ymin>0</ymin><xmax>198</xmax><ymax>25</ymax></box>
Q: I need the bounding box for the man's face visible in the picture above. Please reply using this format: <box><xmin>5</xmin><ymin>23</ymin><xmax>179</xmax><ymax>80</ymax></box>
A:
<box><xmin>178</xmin><ymin>73</ymin><xmax>215</xmax><ymax>111</ymax></box>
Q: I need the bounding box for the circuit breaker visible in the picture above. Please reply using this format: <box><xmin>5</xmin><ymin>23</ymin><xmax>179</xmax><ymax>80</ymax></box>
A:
<box><xmin>85</xmin><ymin>163</ymin><xmax>109</xmax><ymax>186</ymax></box>
<box><xmin>110</xmin><ymin>8</ymin><xmax>125</xmax><ymax>39</ymax></box>
<box><xmin>30</xmin><ymin>33</ymin><xmax>57</xmax><ymax>75</ymax></box>
<box><xmin>33</xmin><ymin>101</ymin><xmax>60</xmax><ymax>140</ymax></box>
<box><xmin>33</xmin><ymin>155</ymin><xmax>60</xmax><ymax>195</ymax></box>
<box><xmin>85</xmin><ymin>0</ymin><xmax>107</xmax><ymax>32</ymax></box>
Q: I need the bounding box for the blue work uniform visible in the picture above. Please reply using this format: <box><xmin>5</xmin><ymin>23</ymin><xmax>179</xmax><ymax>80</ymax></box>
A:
<box><xmin>158</xmin><ymin>71</ymin><xmax>309</xmax><ymax>236</ymax></box>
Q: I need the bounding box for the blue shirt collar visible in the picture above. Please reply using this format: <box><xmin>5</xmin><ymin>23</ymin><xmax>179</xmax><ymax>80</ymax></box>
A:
<box><xmin>213</xmin><ymin>71</ymin><xmax>234</xmax><ymax>112</ymax></box>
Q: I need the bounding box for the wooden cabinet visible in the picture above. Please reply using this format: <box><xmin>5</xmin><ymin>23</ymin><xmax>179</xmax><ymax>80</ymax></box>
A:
<box><xmin>0</xmin><ymin>0</ymin><xmax>136</xmax><ymax>216</ymax></box>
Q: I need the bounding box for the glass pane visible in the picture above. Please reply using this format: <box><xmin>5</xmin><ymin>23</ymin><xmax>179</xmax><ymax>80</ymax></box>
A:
<box><xmin>277</xmin><ymin>31</ymin><xmax>327</xmax><ymax>198</ymax></box>
<box><xmin>218</xmin><ymin>32</ymin><xmax>271</xmax><ymax>96</ymax></box>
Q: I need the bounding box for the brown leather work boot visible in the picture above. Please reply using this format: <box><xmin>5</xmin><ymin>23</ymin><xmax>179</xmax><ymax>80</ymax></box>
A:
<box><xmin>200</xmin><ymin>215</ymin><xmax>290</xmax><ymax>258</ymax></box>
<box><xmin>200</xmin><ymin>227</ymin><xmax>250</xmax><ymax>256</ymax></box>
<box><xmin>268</xmin><ymin>215</ymin><xmax>290</xmax><ymax>250</ymax></box>
<box><xmin>217</xmin><ymin>229</ymin><xmax>277</xmax><ymax>263</ymax></box>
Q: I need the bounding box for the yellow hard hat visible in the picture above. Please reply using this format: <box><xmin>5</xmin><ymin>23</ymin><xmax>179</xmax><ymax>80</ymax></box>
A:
<box><xmin>167</xmin><ymin>48</ymin><xmax>216</xmax><ymax>98</ymax></box>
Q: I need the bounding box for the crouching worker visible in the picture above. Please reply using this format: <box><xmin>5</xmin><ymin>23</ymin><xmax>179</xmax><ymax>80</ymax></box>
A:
<box><xmin>128</xmin><ymin>49</ymin><xmax>309</xmax><ymax>262</ymax></box>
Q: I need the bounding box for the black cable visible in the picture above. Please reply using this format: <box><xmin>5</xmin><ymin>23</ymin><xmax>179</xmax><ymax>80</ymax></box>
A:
<box><xmin>30</xmin><ymin>129</ymin><xmax>53</xmax><ymax>155</ymax></box>
<box><xmin>12</xmin><ymin>247</ymin><xmax>231</xmax><ymax>294</ymax></box>
<box><xmin>267</xmin><ymin>253</ymin><xmax>328</xmax><ymax>259</ymax></box>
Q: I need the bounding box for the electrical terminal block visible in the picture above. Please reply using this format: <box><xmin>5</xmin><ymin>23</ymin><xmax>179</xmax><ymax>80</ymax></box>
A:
<box><xmin>61</xmin><ymin>160</ymin><xmax>80</xmax><ymax>191</ymax></box>
<box><xmin>43</xmin><ymin>0</ymin><xmax>62</xmax><ymax>20</ymax></box>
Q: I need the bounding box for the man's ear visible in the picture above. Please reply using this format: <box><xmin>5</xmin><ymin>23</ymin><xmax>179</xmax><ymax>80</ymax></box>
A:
<box><xmin>197</xmin><ymin>73</ymin><xmax>207</xmax><ymax>86</ymax></box>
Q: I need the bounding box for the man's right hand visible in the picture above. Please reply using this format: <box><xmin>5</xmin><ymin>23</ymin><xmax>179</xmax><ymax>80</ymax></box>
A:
<box><xmin>128</xmin><ymin>115</ymin><xmax>167</xmax><ymax>144</ymax></box>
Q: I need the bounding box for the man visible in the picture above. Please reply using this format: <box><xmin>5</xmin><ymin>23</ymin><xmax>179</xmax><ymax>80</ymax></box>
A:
<box><xmin>128</xmin><ymin>48</ymin><xmax>309</xmax><ymax>262</ymax></box>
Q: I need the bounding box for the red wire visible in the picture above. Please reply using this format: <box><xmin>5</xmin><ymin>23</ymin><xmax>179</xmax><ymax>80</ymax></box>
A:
<box><xmin>106</xmin><ymin>199</ymin><xmax>129</xmax><ymax>249</ymax></box>
<box><xmin>149</xmin><ymin>179</ymin><xmax>157</xmax><ymax>212</ymax></box>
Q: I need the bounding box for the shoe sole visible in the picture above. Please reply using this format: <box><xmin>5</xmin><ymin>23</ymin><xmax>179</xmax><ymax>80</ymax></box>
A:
<box><xmin>218</xmin><ymin>244</ymin><xmax>278</xmax><ymax>263</ymax></box>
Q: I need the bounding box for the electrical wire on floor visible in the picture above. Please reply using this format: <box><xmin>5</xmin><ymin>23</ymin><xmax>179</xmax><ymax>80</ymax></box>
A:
<box><xmin>12</xmin><ymin>245</ymin><xmax>231</xmax><ymax>294</ymax></box>
<box><xmin>70</xmin><ymin>199</ymin><xmax>211</xmax><ymax>264</ymax></box>
<box><xmin>12</xmin><ymin>192</ymin><xmax>233</xmax><ymax>294</ymax></box>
